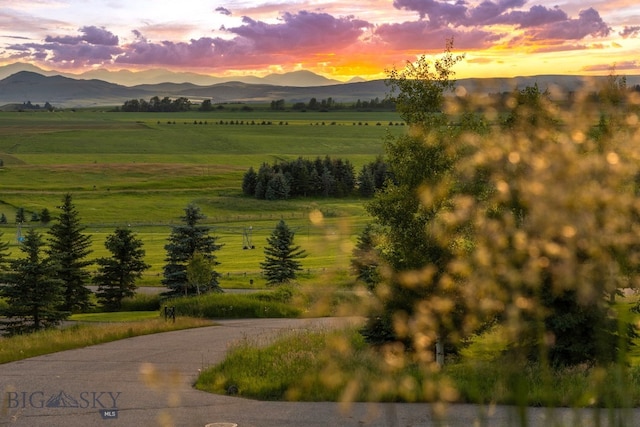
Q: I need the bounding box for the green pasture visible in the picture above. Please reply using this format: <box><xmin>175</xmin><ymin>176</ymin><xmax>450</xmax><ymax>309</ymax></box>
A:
<box><xmin>0</xmin><ymin>110</ymin><xmax>403</xmax><ymax>162</ymax></box>
<box><xmin>0</xmin><ymin>109</ymin><xmax>398</xmax><ymax>287</ymax></box>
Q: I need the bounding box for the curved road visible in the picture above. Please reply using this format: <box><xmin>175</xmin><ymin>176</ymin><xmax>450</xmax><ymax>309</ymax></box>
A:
<box><xmin>0</xmin><ymin>317</ymin><xmax>637</xmax><ymax>427</ymax></box>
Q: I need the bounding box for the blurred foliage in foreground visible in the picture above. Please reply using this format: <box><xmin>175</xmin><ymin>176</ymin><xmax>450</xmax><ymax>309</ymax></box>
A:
<box><xmin>360</xmin><ymin>40</ymin><xmax>640</xmax><ymax>370</ymax></box>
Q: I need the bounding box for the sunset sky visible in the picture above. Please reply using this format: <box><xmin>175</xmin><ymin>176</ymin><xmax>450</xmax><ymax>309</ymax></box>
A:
<box><xmin>1</xmin><ymin>0</ymin><xmax>639</xmax><ymax>81</ymax></box>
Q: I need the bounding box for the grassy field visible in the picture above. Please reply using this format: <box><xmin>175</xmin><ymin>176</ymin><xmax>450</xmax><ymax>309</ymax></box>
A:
<box><xmin>0</xmin><ymin>317</ymin><xmax>213</xmax><ymax>364</ymax></box>
<box><xmin>0</xmin><ymin>109</ymin><xmax>402</xmax><ymax>287</ymax></box>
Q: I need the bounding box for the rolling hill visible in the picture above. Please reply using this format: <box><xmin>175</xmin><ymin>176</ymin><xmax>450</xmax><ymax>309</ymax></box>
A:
<box><xmin>0</xmin><ymin>68</ymin><xmax>638</xmax><ymax>109</ymax></box>
<box><xmin>0</xmin><ymin>71</ymin><xmax>389</xmax><ymax>108</ymax></box>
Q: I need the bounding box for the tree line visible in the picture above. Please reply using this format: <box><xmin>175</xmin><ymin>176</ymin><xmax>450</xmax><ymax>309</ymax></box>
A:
<box><xmin>0</xmin><ymin>197</ymin><xmax>305</xmax><ymax>335</ymax></box>
<box><xmin>116</xmin><ymin>96</ymin><xmax>395</xmax><ymax>113</ymax></box>
<box><xmin>1</xmin><ymin>207</ymin><xmax>52</xmax><ymax>225</ymax></box>
<box><xmin>16</xmin><ymin>101</ymin><xmax>55</xmax><ymax>111</ymax></box>
<box><xmin>273</xmin><ymin>97</ymin><xmax>395</xmax><ymax>111</ymax></box>
<box><xmin>241</xmin><ymin>156</ymin><xmax>393</xmax><ymax>200</ymax></box>
<box><xmin>118</xmin><ymin>96</ymin><xmax>193</xmax><ymax>112</ymax></box>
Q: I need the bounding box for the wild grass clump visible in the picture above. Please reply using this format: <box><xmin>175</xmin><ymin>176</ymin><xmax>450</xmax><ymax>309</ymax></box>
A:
<box><xmin>162</xmin><ymin>283</ymin><xmax>365</xmax><ymax>319</ymax></box>
<box><xmin>0</xmin><ymin>317</ymin><xmax>212</xmax><ymax>364</ymax></box>
<box><xmin>120</xmin><ymin>293</ymin><xmax>161</xmax><ymax>311</ymax></box>
<box><xmin>196</xmin><ymin>326</ymin><xmax>640</xmax><ymax>407</ymax></box>
<box><xmin>445</xmin><ymin>361</ymin><xmax>640</xmax><ymax>408</ymax></box>
<box><xmin>162</xmin><ymin>288</ymin><xmax>302</xmax><ymax>319</ymax></box>
<box><xmin>195</xmin><ymin>328</ymin><xmax>368</xmax><ymax>400</ymax></box>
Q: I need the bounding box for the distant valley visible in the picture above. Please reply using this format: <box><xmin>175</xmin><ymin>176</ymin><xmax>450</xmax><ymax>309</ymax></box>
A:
<box><xmin>0</xmin><ymin>62</ymin><xmax>638</xmax><ymax>109</ymax></box>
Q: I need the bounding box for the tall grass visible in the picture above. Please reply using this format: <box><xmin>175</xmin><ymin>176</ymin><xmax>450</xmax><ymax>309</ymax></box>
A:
<box><xmin>0</xmin><ymin>317</ymin><xmax>212</xmax><ymax>364</ymax></box>
<box><xmin>196</xmin><ymin>326</ymin><xmax>640</xmax><ymax>408</ymax></box>
<box><xmin>162</xmin><ymin>288</ymin><xmax>302</xmax><ymax>319</ymax></box>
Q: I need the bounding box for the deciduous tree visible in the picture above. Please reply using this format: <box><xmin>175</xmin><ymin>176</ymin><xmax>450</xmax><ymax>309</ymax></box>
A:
<box><xmin>385</xmin><ymin>38</ymin><xmax>464</xmax><ymax>127</ymax></box>
<box><xmin>186</xmin><ymin>251</ymin><xmax>213</xmax><ymax>296</ymax></box>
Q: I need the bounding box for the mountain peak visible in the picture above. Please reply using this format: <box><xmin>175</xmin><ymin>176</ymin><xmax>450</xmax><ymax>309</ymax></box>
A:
<box><xmin>260</xmin><ymin>70</ymin><xmax>343</xmax><ymax>86</ymax></box>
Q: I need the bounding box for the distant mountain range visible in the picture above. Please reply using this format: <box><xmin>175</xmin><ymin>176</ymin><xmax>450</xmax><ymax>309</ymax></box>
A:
<box><xmin>0</xmin><ymin>62</ymin><xmax>364</xmax><ymax>87</ymax></box>
<box><xmin>0</xmin><ymin>70</ymin><xmax>389</xmax><ymax>108</ymax></box>
<box><xmin>0</xmin><ymin>62</ymin><xmax>638</xmax><ymax>109</ymax></box>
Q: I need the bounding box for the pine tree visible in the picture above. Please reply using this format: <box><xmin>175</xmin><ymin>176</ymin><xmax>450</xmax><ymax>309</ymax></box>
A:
<box><xmin>0</xmin><ymin>231</ymin><xmax>10</xmax><ymax>271</ymax></box>
<box><xmin>47</xmin><ymin>193</ymin><xmax>93</xmax><ymax>312</ymax></box>
<box><xmin>15</xmin><ymin>207</ymin><xmax>25</xmax><ymax>224</ymax></box>
<box><xmin>265</xmin><ymin>172</ymin><xmax>290</xmax><ymax>200</ymax></box>
<box><xmin>0</xmin><ymin>229</ymin><xmax>68</xmax><ymax>335</ymax></box>
<box><xmin>40</xmin><ymin>208</ymin><xmax>51</xmax><ymax>224</ymax></box>
<box><xmin>261</xmin><ymin>219</ymin><xmax>307</xmax><ymax>286</ymax></box>
<box><xmin>162</xmin><ymin>204</ymin><xmax>222</xmax><ymax>296</ymax></box>
<box><xmin>242</xmin><ymin>166</ymin><xmax>258</xmax><ymax>196</ymax></box>
<box><xmin>94</xmin><ymin>228</ymin><xmax>150</xmax><ymax>311</ymax></box>
<box><xmin>358</xmin><ymin>166</ymin><xmax>376</xmax><ymax>197</ymax></box>
<box><xmin>351</xmin><ymin>224</ymin><xmax>381</xmax><ymax>291</ymax></box>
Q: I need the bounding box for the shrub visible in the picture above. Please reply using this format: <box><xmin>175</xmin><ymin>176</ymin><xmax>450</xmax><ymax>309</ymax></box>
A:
<box><xmin>120</xmin><ymin>293</ymin><xmax>161</xmax><ymax>311</ymax></box>
<box><xmin>161</xmin><ymin>292</ymin><xmax>301</xmax><ymax>319</ymax></box>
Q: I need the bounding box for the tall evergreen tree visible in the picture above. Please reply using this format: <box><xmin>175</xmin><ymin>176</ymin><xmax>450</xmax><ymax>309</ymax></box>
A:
<box><xmin>162</xmin><ymin>204</ymin><xmax>222</xmax><ymax>296</ymax></box>
<box><xmin>265</xmin><ymin>172</ymin><xmax>291</xmax><ymax>200</ymax></box>
<box><xmin>0</xmin><ymin>229</ymin><xmax>68</xmax><ymax>335</ymax></box>
<box><xmin>261</xmin><ymin>219</ymin><xmax>307</xmax><ymax>286</ymax></box>
<box><xmin>358</xmin><ymin>166</ymin><xmax>376</xmax><ymax>197</ymax></box>
<box><xmin>47</xmin><ymin>193</ymin><xmax>93</xmax><ymax>312</ymax></box>
<box><xmin>351</xmin><ymin>224</ymin><xmax>381</xmax><ymax>291</ymax></box>
<box><xmin>242</xmin><ymin>166</ymin><xmax>258</xmax><ymax>196</ymax></box>
<box><xmin>40</xmin><ymin>208</ymin><xmax>51</xmax><ymax>224</ymax></box>
<box><xmin>15</xmin><ymin>207</ymin><xmax>25</xmax><ymax>224</ymax></box>
<box><xmin>94</xmin><ymin>228</ymin><xmax>150</xmax><ymax>311</ymax></box>
<box><xmin>0</xmin><ymin>231</ymin><xmax>10</xmax><ymax>271</ymax></box>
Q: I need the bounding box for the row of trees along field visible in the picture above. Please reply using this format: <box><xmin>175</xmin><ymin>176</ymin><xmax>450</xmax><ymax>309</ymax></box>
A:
<box><xmin>1</xmin><ymin>207</ymin><xmax>52</xmax><ymax>224</ymax></box>
<box><xmin>119</xmin><ymin>96</ymin><xmax>192</xmax><ymax>112</ymax></box>
<box><xmin>272</xmin><ymin>96</ymin><xmax>396</xmax><ymax>111</ymax></box>
<box><xmin>351</xmin><ymin>38</ymin><xmax>640</xmax><ymax>368</ymax></box>
<box><xmin>117</xmin><ymin>96</ymin><xmax>395</xmax><ymax>113</ymax></box>
<box><xmin>0</xmin><ymin>198</ymin><xmax>306</xmax><ymax>335</ymax></box>
<box><xmin>242</xmin><ymin>156</ymin><xmax>392</xmax><ymax>200</ymax></box>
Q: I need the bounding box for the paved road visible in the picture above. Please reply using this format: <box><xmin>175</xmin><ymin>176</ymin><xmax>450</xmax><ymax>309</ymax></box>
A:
<box><xmin>1</xmin><ymin>317</ymin><xmax>638</xmax><ymax>427</ymax></box>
